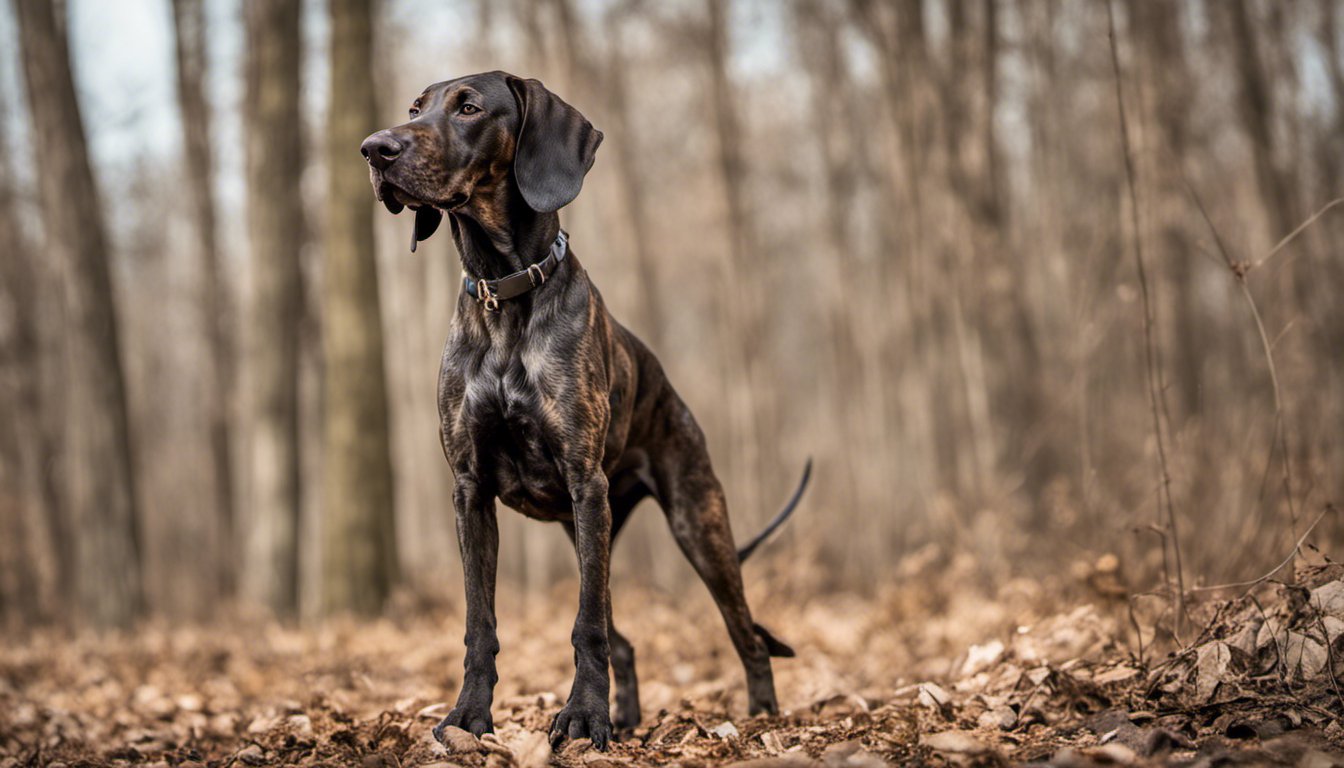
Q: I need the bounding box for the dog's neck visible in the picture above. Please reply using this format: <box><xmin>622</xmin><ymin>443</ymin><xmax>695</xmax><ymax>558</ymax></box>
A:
<box><xmin>448</xmin><ymin>179</ymin><xmax>560</xmax><ymax>282</ymax></box>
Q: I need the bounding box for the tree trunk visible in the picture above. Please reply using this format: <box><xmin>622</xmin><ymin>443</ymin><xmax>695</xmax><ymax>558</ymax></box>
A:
<box><xmin>1316</xmin><ymin>0</ymin><xmax>1344</xmax><ymax>460</ymax></box>
<box><xmin>601</xmin><ymin>6</ymin><xmax>665</xmax><ymax>350</ymax></box>
<box><xmin>851</xmin><ymin>0</ymin><xmax>951</xmax><ymax>496</ymax></box>
<box><xmin>0</xmin><ymin>85</ymin><xmax>58</xmax><ymax>627</ymax></box>
<box><xmin>13</xmin><ymin>0</ymin><xmax>143</xmax><ymax>628</ymax></box>
<box><xmin>1227</xmin><ymin>0</ymin><xmax>1297</xmax><ymax>238</ymax></box>
<box><xmin>0</xmin><ymin>84</ymin><xmax>68</xmax><ymax>620</ymax></box>
<box><xmin>1133</xmin><ymin>0</ymin><xmax>1202</xmax><ymax>421</ymax></box>
<box><xmin>704</xmin><ymin>0</ymin><xmax>770</xmax><ymax>515</ymax></box>
<box><xmin>794</xmin><ymin>0</ymin><xmax>862</xmax><ymax>519</ymax></box>
<box><xmin>321</xmin><ymin>0</ymin><xmax>398</xmax><ymax>616</ymax></box>
<box><xmin>171</xmin><ymin>0</ymin><xmax>235</xmax><ymax>600</ymax></box>
<box><xmin>241</xmin><ymin>0</ymin><xmax>305</xmax><ymax>616</ymax></box>
<box><xmin>1320</xmin><ymin>0</ymin><xmax>1344</xmax><ymax>189</ymax></box>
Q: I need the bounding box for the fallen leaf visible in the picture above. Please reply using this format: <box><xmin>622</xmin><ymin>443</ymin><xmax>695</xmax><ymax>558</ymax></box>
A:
<box><xmin>508</xmin><ymin>730</ymin><xmax>551</xmax><ymax>768</ymax></box>
<box><xmin>1194</xmin><ymin>641</ymin><xmax>1232</xmax><ymax>702</ymax></box>
<box><xmin>711</xmin><ymin>721</ymin><xmax>740</xmax><ymax>739</ymax></box>
<box><xmin>921</xmin><ymin>730</ymin><xmax>987</xmax><ymax>755</ymax></box>
<box><xmin>1311</xmin><ymin>582</ymin><xmax>1344</xmax><ymax>621</ymax></box>
<box><xmin>438</xmin><ymin>725</ymin><xmax>483</xmax><ymax>754</ymax></box>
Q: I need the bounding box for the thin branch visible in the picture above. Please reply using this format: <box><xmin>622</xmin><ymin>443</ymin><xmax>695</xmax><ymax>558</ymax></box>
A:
<box><xmin>1314</xmin><ymin>612</ymin><xmax>1344</xmax><ymax>717</ymax></box>
<box><xmin>1107</xmin><ymin>0</ymin><xmax>1184</xmax><ymax>634</ymax></box>
<box><xmin>1188</xmin><ymin>506</ymin><xmax>1330</xmax><ymax>594</ymax></box>
<box><xmin>1185</xmin><ymin>175</ymin><xmax>1299</xmax><ymax>557</ymax></box>
<box><xmin>1254</xmin><ymin>197</ymin><xmax>1344</xmax><ymax>271</ymax></box>
<box><xmin>1127</xmin><ymin>596</ymin><xmax>1146</xmax><ymax>667</ymax></box>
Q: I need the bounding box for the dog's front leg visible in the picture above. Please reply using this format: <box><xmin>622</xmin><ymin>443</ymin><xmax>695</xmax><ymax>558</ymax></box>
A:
<box><xmin>434</xmin><ymin>474</ymin><xmax>500</xmax><ymax>740</ymax></box>
<box><xmin>550</xmin><ymin>473</ymin><xmax>614</xmax><ymax>750</ymax></box>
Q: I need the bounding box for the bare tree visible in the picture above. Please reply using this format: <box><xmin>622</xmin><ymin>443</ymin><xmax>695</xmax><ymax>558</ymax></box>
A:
<box><xmin>1226</xmin><ymin>0</ymin><xmax>1298</xmax><ymax>239</ymax></box>
<box><xmin>321</xmin><ymin>0</ymin><xmax>398</xmax><ymax>616</ymax></box>
<box><xmin>793</xmin><ymin>0</ymin><xmax>865</xmax><ymax>519</ymax></box>
<box><xmin>170</xmin><ymin>0</ymin><xmax>235</xmax><ymax>599</ymax></box>
<box><xmin>12</xmin><ymin>0</ymin><xmax>143</xmax><ymax>627</ymax></box>
<box><xmin>0</xmin><ymin>81</ymin><xmax>57</xmax><ymax>626</ymax></box>
<box><xmin>1130</xmin><ymin>0</ymin><xmax>1202</xmax><ymax>422</ymax></box>
<box><xmin>2</xmin><ymin>0</ymin><xmax>1343</xmax><ymax>623</ymax></box>
<box><xmin>1315</xmin><ymin>0</ymin><xmax>1344</xmax><ymax>447</ymax></box>
<box><xmin>703</xmin><ymin>0</ymin><xmax>771</xmax><ymax>513</ymax></box>
<box><xmin>600</xmin><ymin>5</ymin><xmax>665</xmax><ymax>350</ymax></box>
<box><xmin>241</xmin><ymin>0</ymin><xmax>305</xmax><ymax>616</ymax></box>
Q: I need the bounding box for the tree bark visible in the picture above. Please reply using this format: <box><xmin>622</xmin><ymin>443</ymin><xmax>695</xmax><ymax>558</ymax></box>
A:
<box><xmin>1132</xmin><ymin>0</ymin><xmax>1202</xmax><ymax>420</ymax></box>
<box><xmin>1227</xmin><ymin>0</ymin><xmax>1297</xmax><ymax>238</ymax></box>
<box><xmin>13</xmin><ymin>0</ymin><xmax>143</xmax><ymax>628</ymax></box>
<box><xmin>703</xmin><ymin>0</ymin><xmax>770</xmax><ymax>514</ymax></box>
<box><xmin>794</xmin><ymin>0</ymin><xmax>862</xmax><ymax>513</ymax></box>
<box><xmin>171</xmin><ymin>0</ymin><xmax>236</xmax><ymax>600</ymax></box>
<box><xmin>241</xmin><ymin>0</ymin><xmax>305</xmax><ymax>616</ymax></box>
<box><xmin>321</xmin><ymin>0</ymin><xmax>398</xmax><ymax>616</ymax></box>
<box><xmin>0</xmin><ymin>84</ymin><xmax>57</xmax><ymax>626</ymax></box>
<box><xmin>601</xmin><ymin>5</ymin><xmax>665</xmax><ymax>349</ymax></box>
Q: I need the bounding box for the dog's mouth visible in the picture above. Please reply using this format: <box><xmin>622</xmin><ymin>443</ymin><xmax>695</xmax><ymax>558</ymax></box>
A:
<box><xmin>374</xmin><ymin>180</ymin><xmax>468</xmax><ymax>215</ymax></box>
<box><xmin>373</xmin><ymin>180</ymin><xmax>470</xmax><ymax>252</ymax></box>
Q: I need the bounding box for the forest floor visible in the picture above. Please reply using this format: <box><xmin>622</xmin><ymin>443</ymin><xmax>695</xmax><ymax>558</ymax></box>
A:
<box><xmin>4</xmin><ymin>551</ymin><xmax>1344</xmax><ymax>767</ymax></box>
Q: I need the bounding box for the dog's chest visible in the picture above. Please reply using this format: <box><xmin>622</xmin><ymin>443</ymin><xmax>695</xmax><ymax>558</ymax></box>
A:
<box><xmin>445</xmin><ymin>331</ymin><xmax>572</xmax><ymax>517</ymax></box>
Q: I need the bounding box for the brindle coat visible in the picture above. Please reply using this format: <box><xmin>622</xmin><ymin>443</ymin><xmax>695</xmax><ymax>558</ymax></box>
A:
<box><xmin>361</xmin><ymin>71</ymin><xmax>805</xmax><ymax>751</ymax></box>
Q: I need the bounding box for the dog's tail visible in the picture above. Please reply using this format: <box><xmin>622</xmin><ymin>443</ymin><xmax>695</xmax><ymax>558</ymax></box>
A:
<box><xmin>736</xmin><ymin>457</ymin><xmax>812</xmax><ymax>564</ymax></box>
<box><xmin>737</xmin><ymin>458</ymin><xmax>810</xmax><ymax>660</ymax></box>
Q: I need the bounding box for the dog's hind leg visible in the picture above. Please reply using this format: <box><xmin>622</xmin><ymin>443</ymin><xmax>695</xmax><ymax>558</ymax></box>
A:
<box><xmin>606</xmin><ymin>604</ymin><xmax>640</xmax><ymax>730</ymax></box>
<box><xmin>654</xmin><ymin>460</ymin><xmax>780</xmax><ymax>716</ymax></box>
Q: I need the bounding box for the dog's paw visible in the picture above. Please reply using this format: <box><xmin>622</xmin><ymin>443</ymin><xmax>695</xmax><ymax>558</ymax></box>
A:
<box><xmin>549</xmin><ymin>696</ymin><xmax>612</xmax><ymax>751</ymax></box>
<box><xmin>613</xmin><ymin>704</ymin><xmax>640</xmax><ymax>732</ymax></box>
<box><xmin>747</xmin><ymin>696</ymin><xmax>780</xmax><ymax>717</ymax></box>
<box><xmin>434</xmin><ymin>704</ymin><xmax>494</xmax><ymax>742</ymax></box>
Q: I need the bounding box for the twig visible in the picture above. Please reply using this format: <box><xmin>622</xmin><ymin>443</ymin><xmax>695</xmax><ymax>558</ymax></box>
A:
<box><xmin>1126</xmin><ymin>593</ymin><xmax>1152</xmax><ymax>667</ymax></box>
<box><xmin>1188</xmin><ymin>506</ymin><xmax>1330</xmax><ymax>595</ymax></box>
<box><xmin>1267</xmin><ymin>319</ymin><xmax>1298</xmax><ymax>354</ymax></box>
<box><xmin>1188</xmin><ymin>598</ymin><xmax>1235</xmax><ymax>649</ymax></box>
<box><xmin>1127</xmin><ymin>597</ymin><xmax>1146</xmax><ymax>667</ymax></box>
<box><xmin>1185</xmin><ymin>177</ymin><xmax>1300</xmax><ymax>565</ymax></box>
<box><xmin>1249</xmin><ymin>594</ymin><xmax>1299</xmax><ymax>696</ymax></box>
<box><xmin>1314</xmin><ymin>612</ymin><xmax>1344</xmax><ymax>716</ymax></box>
<box><xmin>1254</xmin><ymin>197</ymin><xmax>1344</xmax><ymax>271</ymax></box>
<box><xmin>1107</xmin><ymin>1</ymin><xmax>1184</xmax><ymax>635</ymax></box>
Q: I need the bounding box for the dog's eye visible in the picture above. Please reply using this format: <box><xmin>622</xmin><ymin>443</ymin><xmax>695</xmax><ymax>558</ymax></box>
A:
<box><xmin>460</xmin><ymin>103</ymin><xmax>481</xmax><ymax>115</ymax></box>
<box><xmin>409</xmin><ymin>99</ymin><xmax>422</xmax><ymax>117</ymax></box>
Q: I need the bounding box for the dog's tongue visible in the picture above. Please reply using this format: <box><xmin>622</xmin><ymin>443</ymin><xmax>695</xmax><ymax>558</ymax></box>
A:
<box><xmin>410</xmin><ymin>207</ymin><xmax>443</xmax><ymax>253</ymax></box>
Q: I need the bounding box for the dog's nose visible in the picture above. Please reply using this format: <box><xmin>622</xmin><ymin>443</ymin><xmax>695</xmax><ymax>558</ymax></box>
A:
<box><xmin>361</xmin><ymin>132</ymin><xmax>403</xmax><ymax>170</ymax></box>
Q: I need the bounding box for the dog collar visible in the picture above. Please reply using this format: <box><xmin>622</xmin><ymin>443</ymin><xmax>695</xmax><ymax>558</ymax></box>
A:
<box><xmin>462</xmin><ymin>230</ymin><xmax>568</xmax><ymax>311</ymax></box>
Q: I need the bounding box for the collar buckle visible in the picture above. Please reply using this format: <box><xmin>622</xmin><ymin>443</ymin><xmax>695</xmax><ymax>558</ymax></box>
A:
<box><xmin>476</xmin><ymin>279</ymin><xmax>500</xmax><ymax>312</ymax></box>
<box><xmin>463</xmin><ymin>230</ymin><xmax>567</xmax><ymax>311</ymax></box>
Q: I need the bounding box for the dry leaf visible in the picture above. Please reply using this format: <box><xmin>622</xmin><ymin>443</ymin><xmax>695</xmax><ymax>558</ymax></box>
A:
<box><xmin>438</xmin><ymin>725</ymin><xmax>483</xmax><ymax>754</ymax></box>
<box><xmin>1194</xmin><ymin>641</ymin><xmax>1231</xmax><ymax>702</ymax></box>
<box><xmin>921</xmin><ymin>730</ymin><xmax>987</xmax><ymax>755</ymax></box>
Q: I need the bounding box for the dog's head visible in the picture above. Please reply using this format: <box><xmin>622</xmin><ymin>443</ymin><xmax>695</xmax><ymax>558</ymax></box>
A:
<box><xmin>361</xmin><ymin>71</ymin><xmax>602</xmax><ymax>249</ymax></box>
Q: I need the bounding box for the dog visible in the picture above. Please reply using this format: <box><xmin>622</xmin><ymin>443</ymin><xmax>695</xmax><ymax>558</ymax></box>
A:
<box><xmin>361</xmin><ymin>71</ymin><xmax>809</xmax><ymax>751</ymax></box>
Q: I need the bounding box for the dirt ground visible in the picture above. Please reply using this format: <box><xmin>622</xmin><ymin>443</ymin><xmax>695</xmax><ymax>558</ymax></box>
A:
<box><xmin>3</xmin><ymin>555</ymin><xmax>1344</xmax><ymax>767</ymax></box>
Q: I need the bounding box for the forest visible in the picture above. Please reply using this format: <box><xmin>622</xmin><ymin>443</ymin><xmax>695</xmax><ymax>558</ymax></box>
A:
<box><xmin>1</xmin><ymin>0</ymin><xmax>1343</xmax><ymax>765</ymax></box>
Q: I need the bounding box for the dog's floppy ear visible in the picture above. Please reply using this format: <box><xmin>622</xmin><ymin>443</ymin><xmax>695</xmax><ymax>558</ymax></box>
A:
<box><xmin>507</xmin><ymin>76</ymin><xmax>603</xmax><ymax>213</ymax></box>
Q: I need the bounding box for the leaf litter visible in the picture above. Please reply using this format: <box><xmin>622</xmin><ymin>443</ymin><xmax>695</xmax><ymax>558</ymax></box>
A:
<box><xmin>3</xmin><ymin>554</ymin><xmax>1344</xmax><ymax>766</ymax></box>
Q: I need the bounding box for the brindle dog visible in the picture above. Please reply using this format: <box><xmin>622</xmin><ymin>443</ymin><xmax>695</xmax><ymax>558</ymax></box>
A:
<box><xmin>361</xmin><ymin>71</ymin><xmax>809</xmax><ymax>751</ymax></box>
